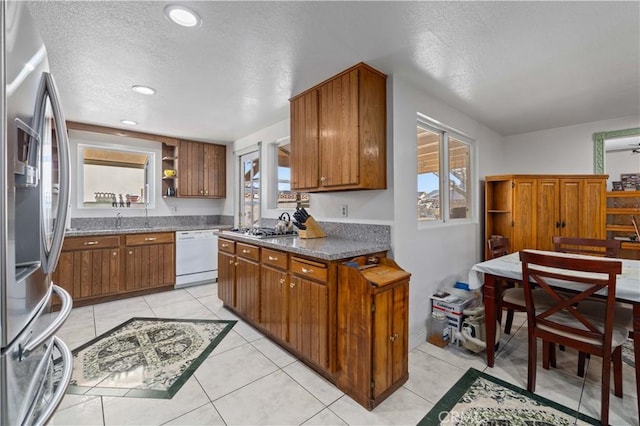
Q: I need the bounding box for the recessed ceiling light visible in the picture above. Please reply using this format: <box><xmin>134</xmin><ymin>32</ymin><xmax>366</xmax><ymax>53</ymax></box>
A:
<box><xmin>120</xmin><ymin>119</ymin><xmax>137</xmax><ymax>126</ymax></box>
<box><xmin>164</xmin><ymin>5</ymin><xmax>202</xmax><ymax>28</ymax></box>
<box><xmin>132</xmin><ymin>85</ymin><xmax>156</xmax><ymax>95</ymax></box>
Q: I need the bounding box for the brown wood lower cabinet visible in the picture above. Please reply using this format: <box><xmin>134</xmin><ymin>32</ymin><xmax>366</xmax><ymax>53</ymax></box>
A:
<box><xmin>124</xmin><ymin>233</ymin><xmax>175</xmax><ymax>291</ymax></box>
<box><xmin>53</xmin><ymin>236</ymin><xmax>120</xmax><ymax>301</ymax></box>
<box><xmin>217</xmin><ymin>238</ymin><xmax>406</xmax><ymax>411</ymax></box>
<box><xmin>260</xmin><ymin>248</ymin><xmax>289</xmax><ymax>342</ymax></box>
<box><xmin>235</xmin><ymin>243</ymin><xmax>260</xmax><ymax>323</ymax></box>
<box><xmin>289</xmin><ymin>257</ymin><xmax>330</xmax><ymax>370</ymax></box>
<box><xmin>218</xmin><ymin>242</ymin><xmax>236</xmax><ymax>306</ymax></box>
<box><xmin>53</xmin><ymin>232</ymin><xmax>175</xmax><ymax>307</ymax></box>
<box><xmin>337</xmin><ymin>257</ymin><xmax>410</xmax><ymax>410</ymax></box>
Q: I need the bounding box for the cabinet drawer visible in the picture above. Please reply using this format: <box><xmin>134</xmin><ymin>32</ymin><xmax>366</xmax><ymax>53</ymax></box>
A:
<box><xmin>126</xmin><ymin>232</ymin><xmax>174</xmax><ymax>246</ymax></box>
<box><xmin>62</xmin><ymin>236</ymin><xmax>120</xmax><ymax>251</ymax></box>
<box><xmin>218</xmin><ymin>238</ymin><xmax>236</xmax><ymax>254</ymax></box>
<box><xmin>237</xmin><ymin>243</ymin><xmax>259</xmax><ymax>261</ymax></box>
<box><xmin>291</xmin><ymin>257</ymin><xmax>328</xmax><ymax>283</ymax></box>
<box><xmin>261</xmin><ymin>248</ymin><xmax>288</xmax><ymax>270</ymax></box>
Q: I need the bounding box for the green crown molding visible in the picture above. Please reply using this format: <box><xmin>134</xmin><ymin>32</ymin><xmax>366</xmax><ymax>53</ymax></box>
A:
<box><xmin>593</xmin><ymin>127</ymin><xmax>640</xmax><ymax>174</ymax></box>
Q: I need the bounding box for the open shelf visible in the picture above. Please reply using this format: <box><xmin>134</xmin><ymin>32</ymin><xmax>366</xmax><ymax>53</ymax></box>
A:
<box><xmin>606</xmin><ymin>190</ymin><xmax>640</xmax><ymax>259</ymax></box>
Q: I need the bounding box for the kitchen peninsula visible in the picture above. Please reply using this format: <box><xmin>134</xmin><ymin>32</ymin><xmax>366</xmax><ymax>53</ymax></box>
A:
<box><xmin>216</xmin><ymin>229</ymin><xmax>410</xmax><ymax>410</ymax></box>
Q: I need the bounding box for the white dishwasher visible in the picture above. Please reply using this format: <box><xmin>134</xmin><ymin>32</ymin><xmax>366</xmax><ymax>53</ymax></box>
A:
<box><xmin>175</xmin><ymin>229</ymin><xmax>218</xmax><ymax>288</ymax></box>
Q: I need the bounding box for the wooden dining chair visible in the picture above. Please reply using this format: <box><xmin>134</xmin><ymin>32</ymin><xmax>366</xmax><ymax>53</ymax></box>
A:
<box><xmin>552</xmin><ymin>236</ymin><xmax>623</xmax><ymax>374</ymax></box>
<box><xmin>519</xmin><ymin>250</ymin><xmax>626</xmax><ymax>426</ymax></box>
<box><xmin>488</xmin><ymin>236</ymin><xmax>552</xmax><ymax>335</ymax></box>
<box><xmin>553</xmin><ymin>236</ymin><xmax>621</xmax><ymax>258</ymax></box>
<box><xmin>487</xmin><ymin>236</ymin><xmax>520</xmax><ymax>334</ymax></box>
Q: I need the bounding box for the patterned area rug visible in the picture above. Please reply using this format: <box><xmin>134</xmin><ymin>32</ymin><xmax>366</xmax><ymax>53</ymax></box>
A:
<box><xmin>418</xmin><ymin>368</ymin><xmax>598</xmax><ymax>425</ymax></box>
<box><xmin>66</xmin><ymin>317</ymin><xmax>235</xmax><ymax>399</ymax></box>
<box><xmin>623</xmin><ymin>338</ymin><xmax>635</xmax><ymax>368</ymax></box>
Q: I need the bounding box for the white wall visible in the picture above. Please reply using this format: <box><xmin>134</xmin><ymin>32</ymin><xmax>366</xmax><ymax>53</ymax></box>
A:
<box><xmin>503</xmin><ymin>116</ymin><xmax>640</xmax><ymax>174</ymax></box>
<box><xmin>69</xmin><ymin>130</ymin><xmax>224</xmax><ymax>218</ymax></box>
<box><xmin>390</xmin><ymin>77</ymin><xmax>505</xmax><ymax>348</ymax></box>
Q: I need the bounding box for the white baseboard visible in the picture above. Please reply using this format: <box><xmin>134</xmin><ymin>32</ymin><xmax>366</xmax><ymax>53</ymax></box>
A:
<box><xmin>175</xmin><ymin>270</ymin><xmax>218</xmax><ymax>288</ymax></box>
<box><xmin>409</xmin><ymin>329</ymin><xmax>427</xmax><ymax>351</ymax></box>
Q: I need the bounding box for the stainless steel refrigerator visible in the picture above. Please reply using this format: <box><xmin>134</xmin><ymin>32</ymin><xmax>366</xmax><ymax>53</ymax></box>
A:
<box><xmin>1</xmin><ymin>1</ymin><xmax>74</xmax><ymax>424</ymax></box>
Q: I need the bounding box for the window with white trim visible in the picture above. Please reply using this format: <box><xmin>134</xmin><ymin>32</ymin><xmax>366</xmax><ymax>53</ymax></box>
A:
<box><xmin>417</xmin><ymin>118</ymin><xmax>472</xmax><ymax>222</ymax></box>
<box><xmin>239</xmin><ymin>148</ymin><xmax>261</xmax><ymax>228</ymax></box>
<box><xmin>273</xmin><ymin>138</ymin><xmax>309</xmax><ymax>209</ymax></box>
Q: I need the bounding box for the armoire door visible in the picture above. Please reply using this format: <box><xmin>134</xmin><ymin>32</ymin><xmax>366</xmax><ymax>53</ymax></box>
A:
<box><xmin>512</xmin><ymin>178</ymin><xmax>537</xmax><ymax>253</ymax></box>
<box><xmin>536</xmin><ymin>178</ymin><xmax>560</xmax><ymax>251</ymax></box>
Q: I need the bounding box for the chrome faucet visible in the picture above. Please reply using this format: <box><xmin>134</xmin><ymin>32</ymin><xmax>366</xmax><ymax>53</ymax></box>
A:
<box><xmin>144</xmin><ymin>205</ymin><xmax>151</xmax><ymax>228</ymax></box>
<box><xmin>115</xmin><ymin>212</ymin><xmax>122</xmax><ymax>229</ymax></box>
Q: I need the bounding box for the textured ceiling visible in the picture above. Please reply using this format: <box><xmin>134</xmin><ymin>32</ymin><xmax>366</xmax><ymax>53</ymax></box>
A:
<box><xmin>26</xmin><ymin>1</ymin><xmax>640</xmax><ymax>143</ymax></box>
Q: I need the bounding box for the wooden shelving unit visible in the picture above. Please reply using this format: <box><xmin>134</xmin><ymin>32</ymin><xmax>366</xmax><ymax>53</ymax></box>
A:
<box><xmin>606</xmin><ymin>190</ymin><xmax>640</xmax><ymax>259</ymax></box>
<box><xmin>161</xmin><ymin>143</ymin><xmax>178</xmax><ymax>198</ymax></box>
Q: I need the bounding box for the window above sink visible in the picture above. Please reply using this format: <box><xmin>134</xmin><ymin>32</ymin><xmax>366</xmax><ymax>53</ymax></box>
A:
<box><xmin>77</xmin><ymin>142</ymin><xmax>155</xmax><ymax>210</ymax></box>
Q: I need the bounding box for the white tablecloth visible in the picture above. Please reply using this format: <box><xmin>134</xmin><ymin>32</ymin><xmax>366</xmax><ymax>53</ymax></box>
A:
<box><xmin>468</xmin><ymin>250</ymin><xmax>640</xmax><ymax>304</ymax></box>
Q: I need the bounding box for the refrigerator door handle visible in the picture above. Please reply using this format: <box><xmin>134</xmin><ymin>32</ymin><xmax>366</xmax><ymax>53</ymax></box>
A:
<box><xmin>35</xmin><ymin>72</ymin><xmax>70</xmax><ymax>274</ymax></box>
<box><xmin>30</xmin><ymin>337</ymin><xmax>73</xmax><ymax>426</ymax></box>
<box><xmin>20</xmin><ymin>285</ymin><xmax>72</xmax><ymax>359</ymax></box>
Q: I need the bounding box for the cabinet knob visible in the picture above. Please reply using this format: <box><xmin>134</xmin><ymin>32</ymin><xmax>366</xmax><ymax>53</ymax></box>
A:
<box><xmin>268</xmin><ymin>255</ymin><xmax>278</xmax><ymax>261</ymax></box>
<box><xmin>229</xmin><ymin>260</ymin><xmax>234</xmax><ymax>264</ymax></box>
<box><xmin>128</xmin><ymin>250</ymin><xmax>133</xmax><ymax>255</ymax></box>
<box><xmin>390</xmin><ymin>333</ymin><xmax>399</xmax><ymax>342</ymax></box>
<box><xmin>290</xmin><ymin>282</ymin><xmax>296</xmax><ymax>288</ymax></box>
<box><xmin>320</xmin><ymin>176</ymin><xmax>326</xmax><ymax>183</ymax></box>
<box><xmin>561</xmin><ymin>221</ymin><xmax>566</xmax><ymax>228</ymax></box>
<box><xmin>242</xmin><ymin>249</ymin><xmax>251</xmax><ymax>254</ymax></box>
<box><xmin>84</xmin><ymin>241</ymin><xmax>99</xmax><ymax>246</ymax></box>
<box><xmin>144</xmin><ymin>237</ymin><xmax>157</xmax><ymax>241</ymax></box>
<box><xmin>205</xmin><ymin>191</ymin><xmax>208</xmax><ymax>195</ymax></box>
<box><xmin>279</xmin><ymin>278</ymin><xmax>285</xmax><ymax>285</ymax></box>
<box><xmin>301</xmin><ymin>267</ymin><xmax>313</xmax><ymax>274</ymax></box>
<box><xmin>222</xmin><ymin>243</ymin><xmax>229</xmax><ymax>248</ymax></box>
<box><xmin>235</xmin><ymin>262</ymin><xmax>239</xmax><ymax>266</ymax></box>
<box><xmin>200</xmin><ymin>190</ymin><xmax>204</xmax><ymax>194</ymax></box>
<box><xmin>113</xmin><ymin>251</ymin><xmax>117</xmax><ymax>256</ymax></box>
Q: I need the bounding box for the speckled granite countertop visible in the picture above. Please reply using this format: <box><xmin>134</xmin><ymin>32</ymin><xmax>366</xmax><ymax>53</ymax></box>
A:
<box><xmin>217</xmin><ymin>231</ymin><xmax>390</xmax><ymax>261</ymax></box>
<box><xmin>64</xmin><ymin>215</ymin><xmax>234</xmax><ymax>237</ymax></box>
<box><xmin>65</xmin><ymin>225</ymin><xmax>231</xmax><ymax>237</ymax></box>
<box><xmin>64</xmin><ymin>216</ymin><xmax>391</xmax><ymax>260</ymax></box>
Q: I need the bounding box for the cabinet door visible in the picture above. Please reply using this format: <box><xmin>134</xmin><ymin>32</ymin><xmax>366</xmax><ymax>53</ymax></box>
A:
<box><xmin>124</xmin><ymin>244</ymin><xmax>174</xmax><ymax>291</ymax></box>
<box><xmin>372</xmin><ymin>284</ymin><xmax>408</xmax><ymax>400</ymax></box>
<box><xmin>203</xmin><ymin>143</ymin><xmax>226</xmax><ymax>198</ymax></box>
<box><xmin>54</xmin><ymin>248</ymin><xmax>120</xmax><ymax>300</ymax></box>
<box><xmin>512</xmin><ymin>178</ymin><xmax>537</xmax><ymax>253</ymax></box>
<box><xmin>260</xmin><ymin>266</ymin><xmax>288</xmax><ymax>342</ymax></box>
<box><xmin>288</xmin><ymin>276</ymin><xmax>329</xmax><ymax>369</ymax></box>
<box><xmin>178</xmin><ymin>140</ymin><xmax>204</xmax><ymax>196</ymax></box>
<box><xmin>218</xmin><ymin>251</ymin><xmax>236</xmax><ymax>306</ymax></box>
<box><xmin>536</xmin><ymin>178</ymin><xmax>560</xmax><ymax>251</ymax></box>
<box><xmin>319</xmin><ymin>69</ymin><xmax>359</xmax><ymax>188</ymax></box>
<box><xmin>290</xmin><ymin>90</ymin><xmax>319</xmax><ymax>190</ymax></box>
<box><xmin>576</xmin><ymin>178</ymin><xmax>606</xmax><ymax>239</ymax></box>
<box><xmin>236</xmin><ymin>257</ymin><xmax>260</xmax><ymax>322</ymax></box>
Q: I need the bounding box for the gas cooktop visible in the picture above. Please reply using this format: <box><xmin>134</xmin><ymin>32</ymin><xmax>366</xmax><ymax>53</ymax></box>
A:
<box><xmin>229</xmin><ymin>227</ymin><xmax>298</xmax><ymax>239</ymax></box>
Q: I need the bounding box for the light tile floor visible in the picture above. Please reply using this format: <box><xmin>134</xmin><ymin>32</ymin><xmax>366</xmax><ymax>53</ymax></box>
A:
<box><xmin>50</xmin><ymin>283</ymin><xmax>639</xmax><ymax>426</ymax></box>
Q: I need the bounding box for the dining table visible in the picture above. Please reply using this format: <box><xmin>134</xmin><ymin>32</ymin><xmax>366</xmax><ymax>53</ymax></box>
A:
<box><xmin>468</xmin><ymin>249</ymin><xmax>640</xmax><ymax>418</ymax></box>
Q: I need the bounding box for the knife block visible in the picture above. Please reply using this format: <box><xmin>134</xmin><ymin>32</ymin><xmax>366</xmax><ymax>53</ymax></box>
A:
<box><xmin>298</xmin><ymin>216</ymin><xmax>326</xmax><ymax>239</ymax></box>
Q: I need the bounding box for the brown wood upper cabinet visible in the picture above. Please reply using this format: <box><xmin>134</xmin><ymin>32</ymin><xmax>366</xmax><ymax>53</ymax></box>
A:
<box><xmin>290</xmin><ymin>62</ymin><xmax>387</xmax><ymax>192</ymax></box>
<box><xmin>178</xmin><ymin>140</ymin><xmax>226</xmax><ymax>198</ymax></box>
